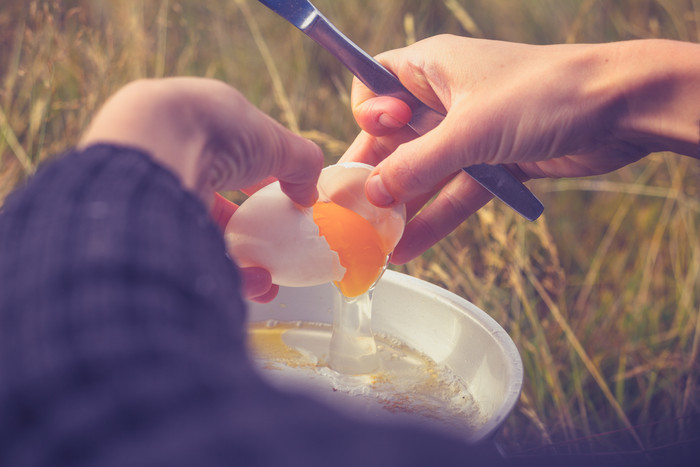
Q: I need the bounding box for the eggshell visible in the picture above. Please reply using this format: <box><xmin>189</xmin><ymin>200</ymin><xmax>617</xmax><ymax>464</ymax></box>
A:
<box><xmin>225</xmin><ymin>182</ymin><xmax>346</xmax><ymax>287</ymax></box>
<box><xmin>224</xmin><ymin>163</ymin><xmax>406</xmax><ymax>289</ymax></box>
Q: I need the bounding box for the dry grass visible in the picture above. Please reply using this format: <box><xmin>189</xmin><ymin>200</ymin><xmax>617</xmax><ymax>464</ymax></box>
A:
<box><xmin>2</xmin><ymin>0</ymin><xmax>699</xmax><ymax>461</ymax></box>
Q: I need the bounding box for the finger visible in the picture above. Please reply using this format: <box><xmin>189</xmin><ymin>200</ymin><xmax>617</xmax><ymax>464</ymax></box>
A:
<box><xmin>363</xmin><ymin>108</ymin><xmax>490</xmax><ymax>207</ymax></box>
<box><xmin>247</xmin><ymin>113</ymin><xmax>324</xmax><ymax>207</ymax></box>
<box><xmin>390</xmin><ymin>171</ymin><xmax>493</xmax><ymax>264</ymax></box>
<box><xmin>249</xmin><ymin>284</ymin><xmax>280</xmax><ymax>304</ymax></box>
<box><xmin>341</xmin><ymin>132</ymin><xmax>457</xmax><ymax>226</ymax></box>
<box><xmin>350</xmin><ymin>75</ymin><xmax>378</xmax><ymax>110</ymax></box>
<box><xmin>339</xmin><ymin>127</ymin><xmax>419</xmax><ymax>167</ymax></box>
<box><xmin>404</xmin><ymin>189</ymin><xmax>439</xmax><ymax>221</ymax></box>
<box><xmin>352</xmin><ymin>48</ymin><xmax>448</xmax><ymax>115</ymax></box>
<box><xmin>355</xmin><ymin>96</ymin><xmax>412</xmax><ymax>135</ymax></box>
<box><xmin>210</xmin><ymin>193</ymin><xmax>239</xmax><ymax>230</ymax></box>
<box><xmin>240</xmin><ymin>267</ymin><xmax>279</xmax><ymax>302</ymax></box>
<box><xmin>374</xmin><ymin>49</ymin><xmax>447</xmax><ymax>114</ymax></box>
<box><xmin>272</xmin><ymin>133</ymin><xmax>324</xmax><ymax>207</ymax></box>
<box><xmin>199</xmin><ymin>81</ymin><xmax>323</xmax><ymax>207</ymax></box>
<box><xmin>351</xmin><ymin>79</ymin><xmax>412</xmax><ymax>136</ymax></box>
<box><xmin>401</xmin><ymin>171</ymin><xmax>458</xmax><ymax>221</ymax></box>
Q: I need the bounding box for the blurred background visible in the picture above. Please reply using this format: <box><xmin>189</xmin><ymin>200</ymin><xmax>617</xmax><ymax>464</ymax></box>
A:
<box><xmin>1</xmin><ymin>0</ymin><xmax>699</xmax><ymax>462</ymax></box>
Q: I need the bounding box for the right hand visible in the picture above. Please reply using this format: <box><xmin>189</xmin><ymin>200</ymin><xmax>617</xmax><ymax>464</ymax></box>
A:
<box><xmin>341</xmin><ymin>35</ymin><xmax>699</xmax><ymax>263</ymax></box>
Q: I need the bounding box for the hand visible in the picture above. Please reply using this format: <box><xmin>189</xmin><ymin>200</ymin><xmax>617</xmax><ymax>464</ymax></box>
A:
<box><xmin>80</xmin><ymin>77</ymin><xmax>324</xmax><ymax>302</ymax></box>
<box><xmin>341</xmin><ymin>36</ymin><xmax>700</xmax><ymax>263</ymax></box>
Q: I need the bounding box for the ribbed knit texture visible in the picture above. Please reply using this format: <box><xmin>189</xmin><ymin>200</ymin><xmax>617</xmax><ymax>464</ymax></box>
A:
<box><xmin>0</xmin><ymin>145</ymin><xmax>495</xmax><ymax>467</ymax></box>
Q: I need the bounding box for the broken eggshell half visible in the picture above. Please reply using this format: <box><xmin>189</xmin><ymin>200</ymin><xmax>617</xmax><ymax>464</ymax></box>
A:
<box><xmin>224</xmin><ymin>162</ymin><xmax>406</xmax><ymax>288</ymax></box>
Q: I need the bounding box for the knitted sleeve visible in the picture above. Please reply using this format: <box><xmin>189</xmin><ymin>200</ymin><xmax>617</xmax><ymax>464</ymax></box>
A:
<box><xmin>0</xmin><ymin>144</ymin><xmax>487</xmax><ymax>467</ymax></box>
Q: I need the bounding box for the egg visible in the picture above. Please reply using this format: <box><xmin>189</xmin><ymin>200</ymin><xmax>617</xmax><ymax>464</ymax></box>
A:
<box><xmin>225</xmin><ymin>163</ymin><xmax>406</xmax><ymax>297</ymax></box>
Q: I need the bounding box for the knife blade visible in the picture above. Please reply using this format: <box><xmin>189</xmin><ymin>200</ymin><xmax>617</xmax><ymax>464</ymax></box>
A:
<box><xmin>257</xmin><ymin>0</ymin><xmax>544</xmax><ymax>221</ymax></box>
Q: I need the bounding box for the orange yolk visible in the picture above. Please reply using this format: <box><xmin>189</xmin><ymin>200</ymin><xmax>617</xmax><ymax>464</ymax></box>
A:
<box><xmin>312</xmin><ymin>201</ymin><xmax>388</xmax><ymax>298</ymax></box>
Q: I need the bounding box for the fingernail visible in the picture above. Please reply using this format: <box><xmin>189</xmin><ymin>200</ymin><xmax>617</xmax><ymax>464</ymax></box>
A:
<box><xmin>378</xmin><ymin>113</ymin><xmax>404</xmax><ymax>129</ymax></box>
<box><xmin>366</xmin><ymin>174</ymin><xmax>394</xmax><ymax>206</ymax></box>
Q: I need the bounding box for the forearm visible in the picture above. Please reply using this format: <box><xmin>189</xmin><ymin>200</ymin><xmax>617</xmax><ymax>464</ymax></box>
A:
<box><xmin>0</xmin><ymin>146</ymin><xmax>248</xmax><ymax>464</ymax></box>
<box><xmin>608</xmin><ymin>39</ymin><xmax>700</xmax><ymax>158</ymax></box>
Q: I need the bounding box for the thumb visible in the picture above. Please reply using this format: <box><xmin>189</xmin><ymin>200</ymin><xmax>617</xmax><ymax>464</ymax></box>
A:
<box><xmin>364</xmin><ymin>112</ymin><xmax>482</xmax><ymax>207</ymax></box>
<box><xmin>274</xmin><ymin>135</ymin><xmax>324</xmax><ymax>207</ymax></box>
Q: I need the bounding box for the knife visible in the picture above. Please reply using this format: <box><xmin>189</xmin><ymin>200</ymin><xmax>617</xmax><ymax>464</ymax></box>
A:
<box><xmin>257</xmin><ymin>0</ymin><xmax>544</xmax><ymax>221</ymax></box>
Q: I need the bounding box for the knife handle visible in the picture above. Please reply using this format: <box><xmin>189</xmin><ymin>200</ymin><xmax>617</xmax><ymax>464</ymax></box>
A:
<box><xmin>304</xmin><ymin>13</ymin><xmax>420</xmax><ymax>105</ymax></box>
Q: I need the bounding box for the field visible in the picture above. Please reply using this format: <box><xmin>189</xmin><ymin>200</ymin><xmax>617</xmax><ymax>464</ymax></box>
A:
<box><xmin>1</xmin><ymin>0</ymin><xmax>699</xmax><ymax>462</ymax></box>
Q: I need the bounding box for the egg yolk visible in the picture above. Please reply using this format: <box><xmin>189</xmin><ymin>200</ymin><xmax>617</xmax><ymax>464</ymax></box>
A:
<box><xmin>312</xmin><ymin>201</ymin><xmax>388</xmax><ymax>298</ymax></box>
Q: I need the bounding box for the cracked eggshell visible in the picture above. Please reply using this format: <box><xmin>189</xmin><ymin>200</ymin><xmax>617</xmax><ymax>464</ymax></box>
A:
<box><xmin>224</xmin><ymin>181</ymin><xmax>346</xmax><ymax>287</ymax></box>
<box><xmin>318</xmin><ymin>162</ymin><xmax>406</xmax><ymax>254</ymax></box>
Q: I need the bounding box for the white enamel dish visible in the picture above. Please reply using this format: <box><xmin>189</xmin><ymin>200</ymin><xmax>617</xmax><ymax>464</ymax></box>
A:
<box><xmin>245</xmin><ymin>270</ymin><xmax>523</xmax><ymax>444</ymax></box>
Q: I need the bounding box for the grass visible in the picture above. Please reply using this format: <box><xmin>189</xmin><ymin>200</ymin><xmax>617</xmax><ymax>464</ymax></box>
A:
<box><xmin>2</xmin><ymin>0</ymin><xmax>699</xmax><ymax>461</ymax></box>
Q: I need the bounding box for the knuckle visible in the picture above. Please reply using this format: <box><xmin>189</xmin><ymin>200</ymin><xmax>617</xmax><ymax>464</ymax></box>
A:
<box><xmin>410</xmin><ymin>215</ymin><xmax>443</xmax><ymax>248</ymax></box>
<box><xmin>441</xmin><ymin>188</ymin><xmax>472</xmax><ymax>221</ymax></box>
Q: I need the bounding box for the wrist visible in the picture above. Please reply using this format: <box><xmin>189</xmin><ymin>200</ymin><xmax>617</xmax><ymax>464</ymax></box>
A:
<box><xmin>605</xmin><ymin>39</ymin><xmax>700</xmax><ymax>158</ymax></box>
<box><xmin>79</xmin><ymin>80</ymin><xmax>212</xmax><ymax>199</ymax></box>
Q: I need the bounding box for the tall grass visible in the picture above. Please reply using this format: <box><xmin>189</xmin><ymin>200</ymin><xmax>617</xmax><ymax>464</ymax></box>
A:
<box><xmin>2</xmin><ymin>0</ymin><xmax>699</xmax><ymax>460</ymax></box>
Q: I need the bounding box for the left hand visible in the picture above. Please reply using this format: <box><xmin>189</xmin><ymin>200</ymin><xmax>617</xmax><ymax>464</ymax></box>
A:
<box><xmin>80</xmin><ymin>77</ymin><xmax>324</xmax><ymax>302</ymax></box>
